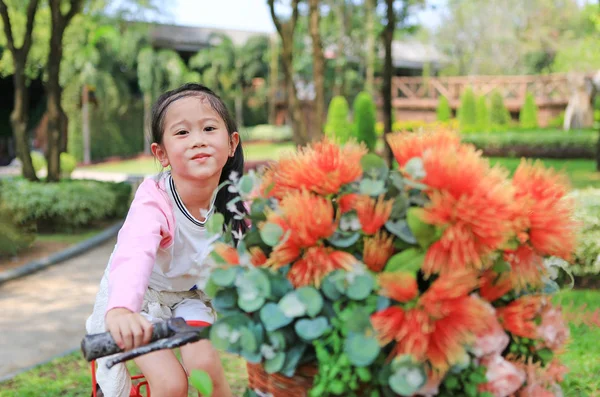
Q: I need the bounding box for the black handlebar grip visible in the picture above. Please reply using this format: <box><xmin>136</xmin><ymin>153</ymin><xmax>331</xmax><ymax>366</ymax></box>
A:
<box><xmin>81</xmin><ymin>321</ymin><xmax>172</xmax><ymax>362</ymax></box>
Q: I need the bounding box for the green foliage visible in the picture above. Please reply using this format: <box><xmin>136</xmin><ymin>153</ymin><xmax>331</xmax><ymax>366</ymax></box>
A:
<box><xmin>436</xmin><ymin>95</ymin><xmax>452</xmax><ymax>122</ymax></box>
<box><xmin>475</xmin><ymin>96</ymin><xmax>490</xmax><ymax>133</ymax></box>
<box><xmin>0</xmin><ymin>178</ymin><xmax>130</xmax><ymax>231</ymax></box>
<box><xmin>325</xmin><ymin>96</ymin><xmax>352</xmax><ymax>143</ymax></box>
<box><xmin>571</xmin><ymin>189</ymin><xmax>600</xmax><ymax>276</ymax></box>
<box><xmin>519</xmin><ymin>92</ymin><xmax>539</xmax><ymax>129</ymax></box>
<box><xmin>29</xmin><ymin>151</ymin><xmax>77</xmax><ymax>177</ymax></box>
<box><xmin>352</xmin><ymin>92</ymin><xmax>377</xmax><ymax>151</ymax></box>
<box><xmin>0</xmin><ymin>209</ymin><xmax>35</xmax><ymax>257</ymax></box>
<box><xmin>461</xmin><ymin>129</ymin><xmax>596</xmax><ymax>159</ymax></box>
<box><xmin>30</xmin><ymin>151</ymin><xmax>45</xmax><ymax>173</ymax></box>
<box><xmin>458</xmin><ymin>87</ymin><xmax>477</xmax><ymax>132</ymax></box>
<box><xmin>489</xmin><ymin>89</ymin><xmax>511</xmax><ymax>127</ymax></box>
<box><xmin>242</xmin><ymin>125</ymin><xmax>292</xmax><ymax>142</ymax></box>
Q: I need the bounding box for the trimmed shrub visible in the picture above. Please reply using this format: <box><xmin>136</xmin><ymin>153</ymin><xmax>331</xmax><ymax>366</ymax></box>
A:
<box><xmin>0</xmin><ymin>178</ymin><xmax>132</xmax><ymax>232</ymax></box>
<box><xmin>436</xmin><ymin>96</ymin><xmax>452</xmax><ymax>122</ymax></box>
<box><xmin>519</xmin><ymin>92</ymin><xmax>539</xmax><ymax>129</ymax></box>
<box><xmin>490</xmin><ymin>89</ymin><xmax>511</xmax><ymax>127</ymax></box>
<box><xmin>475</xmin><ymin>96</ymin><xmax>490</xmax><ymax>133</ymax></box>
<box><xmin>243</xmin><ymin>125</ymin><xmax>292</xmax><ymax>142</ymax></box>
<box><xmin>325</xmin><ymin>96</ymin><xmax>352</xmax><ymax>143</ymax></box>
<box><xmin>458</xmin><ymin>87</ymin><xmax>477</xmax><ymax>132</ymax></box>
<box><xmin>461</xmin><ymin>129</ymin><xmax>596</xmax><ymax>159</ymax></box>
<box><xmin>352</xmin><ymin>92</ymin><xmax>377</xmax><ymax>151</ymax></box>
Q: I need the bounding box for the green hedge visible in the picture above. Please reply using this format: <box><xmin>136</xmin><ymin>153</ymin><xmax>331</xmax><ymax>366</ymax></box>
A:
<box><xmin>0</xmin><ymin>212</ymin><xmax>35</xmax><ymax>257</ymax></box>
<box><xmin>242</xmin><ymin>125</ymin><xmax>293</xmax><ymax>142</ymax></box>
<box><xmin>571</xmin><ymin>189</ymin><xmax>600</xmax><ymax>276</ymax></box>
<box><xmin>461</xmin><ymin>129</ymin><xmax>597</xmax><ymax>159</ymax></box>
<box><xmin>0</xmin><ymin>179</ymin><xmax>132</xmax><ymax>232</ymax></box>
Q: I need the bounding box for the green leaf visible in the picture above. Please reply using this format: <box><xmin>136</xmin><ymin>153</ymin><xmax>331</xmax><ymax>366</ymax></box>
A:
<box><xmin>204</xmin><ymin>278</ymin><xmax>219</xmax><ymax>298</ymax></box>
<box><xmin>537</xmin><ymin>347</ymin><xmax>554</xmax><ymax>364</ymax></box>
<box><xmin>404</xmin><ymin>157</ymin><xmax>426</xmax><ymax>180</ymax></box>
<box><xmin>327</xmin><ymin>231</ymin><xmax>361</xmax><ymax>248</ymax></box>
<box><xmin>296</xmin><ymin>286</ymin><xmax>324</xmax><ymax>317</ymax></box>
<box><xmin>388</xmin><ymin>363</ymin><xmax>427</xmax><ymax>396</ymax></box>
<box><xmin>238</xmin><ymin>175</ymin><xmax>254</xmax><ymax>195</ymax></box>
<box><xmin>264</xmin><ymin>351</ymin><xmax>286</xmax><ymax>374</ymax></box>
<box><xmin>359</xmin><ymin>179</ymin><xmax>386</xmax><ymax>196</ymax></box>
<box><xmin>385</xmin><ymin>219</ymin><xmax>417</xmax><ymax>244</ymax></box>
<box><xmin>344</xmin><ymin>306</ymin><xmax>376</xmax><ymax>333</ymax></box>
<box><xmin>278</xmin><ymin>291</ymin><xmax>308</xmax><ymax>318</ymax></box>
<box><xmin>385</xmin><ymin>248</ymin><xmax>424</xmax><ymax>274</ymax></box>
<box><xmin>406</xmin><ymin>207</ymin><xmax>437</xmax><ymax>249</ymax></box>
<box><xmin>361</xmin><ymin>153</ymin><xmax>389</xmax><ymax>180</ymax></box>
<box><xmin>260</xmin><ymin>223</ymin><xmax>284</xmax><ymax>246</ymax></box>
<box><xmin>189</xmin><ymin>369</ymin><xmax>213</xmax><ymax>396</ymax></box>
<box><xmin>321</xmin><ymin>275</ymin><xmax>343</xmax><ymax>300</ymax></box>
<box><xmin>260</xmin><ymin>303</ymin><xmax>293</xmax><ymax>332</ymax></box>
<box><xmin>280</xmin><ymin>343</ymin><xmax>307</xmax><ymax>377</ymax></box>
<box><xmin>213</xmin><ymin>289</ymin><xmax>238</xmax><ymax>311</ymax></box>
<box><xmin>206</xmin><ymin>212</ymin><xmax>225</xmax><ymax>235</ymax></box>
<box><xmin>237</xmin><ymin>268</ymin><xmax>271</xmax><ymax>299</ymax></box>
<box><xmin>294</xmin><ymin>317</ymin><xmax>330</xmax><ymax>341</ymax></box>
<box><xmin>344</xmin><ymin>333</ymin><xmax>381</xmax><ymax>367</ymax></box>
<box><xmin>346</xmin><ymin>273</ymin><xmax>375</xmax><ymax>300</ymax></box>
<box><xmin>238</xmin><ymin>295</ymin><xmax>266</xmax><ymax>313</ymax></box>
<box><xmin>211</xmin><ymin>267</ymin><xmax>238</xmax><ymax>287</ymax></box>
<box><xmin>240</xmin><ymin>327</ymin><xmax>258</xmax><ymax>353</ymax></box>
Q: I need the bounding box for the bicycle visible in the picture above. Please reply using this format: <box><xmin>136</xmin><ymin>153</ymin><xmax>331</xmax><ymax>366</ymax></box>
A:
<box><xmin>81</xmin><ymin>318</ymin><xmax>211</xmax><ymax>397</ymax></box>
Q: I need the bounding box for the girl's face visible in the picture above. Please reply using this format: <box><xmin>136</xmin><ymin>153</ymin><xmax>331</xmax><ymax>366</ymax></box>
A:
<box><xmin>152</xmin><ymin>95</ymin><xmax>239</xmax><ymax>182</ymax></box>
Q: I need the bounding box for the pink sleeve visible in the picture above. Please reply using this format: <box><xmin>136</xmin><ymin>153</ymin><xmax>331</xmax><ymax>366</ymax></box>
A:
<box><xmin>106</xmin><ymin>181</ymin><xmax>172</xmax><ymax>314</ymax></box>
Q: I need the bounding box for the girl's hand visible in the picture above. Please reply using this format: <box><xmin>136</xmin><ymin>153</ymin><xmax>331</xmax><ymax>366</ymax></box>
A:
<box><xmin>105</xmin><ymin>308</ymin><xmax>153</xmax><ymax>351</ymax></box>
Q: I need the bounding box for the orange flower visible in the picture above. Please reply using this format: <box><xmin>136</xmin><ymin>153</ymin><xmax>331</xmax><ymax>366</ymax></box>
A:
<box><xmin>266</xmin><ymin>139</ymin><xmax>367</xmax><ymax>198</ymax></box>
<box><xmin>370</xmin><ymin>306</ymin><xmax>406</xmax><ymax>345</ymax></box>
<box><xmin>421</xmin><ymin>167</ymin><xmax>515</xmax><ymax>275</ymax></box>
<box><xmin>512</xmin><ymin>159</ymin><xmax>577</xmax><ymax>260</ymax></box>
<box><xmin>212</xmin><ymin>243</ymin><xmax>240</xmax><ymax>265</ymax></box>
<box><xmin>371</xmin><ymin>272</ymin><xmax>495</xmax><ymax>375</ymax></box>
<box><xmin>337</xmin><ymin>193</ymin><xmax>359</xmax><ymax>214</ymax></box>
<box><xmin>264</xmin><ymin>191</ymin><xmax>337</xmax><ymax>267</ymax></box>
<box><xmin>386</xmin><ymin>128</ymin><xmax>461</xmax><ymax>168</ymax></box>
<box><xmin>479</xmin><ymin>270</ymin><xmax>513</xmax><ymax>302</ymax></box>
<box><xmin>504</xmin><ymin>245</ymin><xmax>545</xmax><ymax>289</ymax></box>
<box><xmin>377</xmin><ymin>272</ymin><xmax>418</xmax><ymax>302</ymax></box>
<box><xmin>249</xmin><ymin>247</ymin><xmax>268</xmax><ymax>267</ymax></box>
<box><xmin>497</xmin><ymin>296</ymin><xmax>544</xmax><ymax>339</ymax></box>
<box><xmin>287</xmin><ymin>246</ymin><xmax>356</xmax><ymax>287</ymax></box>
<box><xmin>363</xmin><ymin>231</ymin><xmax>395</xmax><ymax>272</ymax></box>
<box><xmin>354</xmin><ymin>195</ymin><xmax>394</xmax><ymax>235</ymax></box>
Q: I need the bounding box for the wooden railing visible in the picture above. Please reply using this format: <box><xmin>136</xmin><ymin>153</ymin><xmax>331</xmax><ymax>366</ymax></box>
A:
<box><xmin>391</xmin><ymin>74</ymin><xmax>572</xmax><ymax>111</ymax></box>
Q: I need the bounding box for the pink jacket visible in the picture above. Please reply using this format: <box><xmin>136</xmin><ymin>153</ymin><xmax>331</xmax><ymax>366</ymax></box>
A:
<box><xmin>106</xmin><ymin>177</ymin><xmax>175</xmax><ymax>314</ymax></box>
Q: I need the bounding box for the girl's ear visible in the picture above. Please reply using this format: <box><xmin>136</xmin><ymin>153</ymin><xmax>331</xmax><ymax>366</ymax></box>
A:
<box><xmin>151</xmin><ymin>143</ymin><xmax>170</xmax><ymax>168</ymax></box>
<box><xmin>229</xmin><ymin>132</ymin><xmax>240</xmax><ymax>157</ymax></box>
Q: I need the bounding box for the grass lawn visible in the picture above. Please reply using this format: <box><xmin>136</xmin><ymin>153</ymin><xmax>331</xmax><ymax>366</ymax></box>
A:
<box><xmin>1</xmin><ymin>289</ymin><xmax>598</xmax><ymax>396</ymax></box>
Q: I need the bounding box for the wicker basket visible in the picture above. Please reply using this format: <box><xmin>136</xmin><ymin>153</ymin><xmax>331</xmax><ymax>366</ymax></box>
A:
<box><xmin>246</xmin><ymin>362</ymin><xmax>317</xmax><ymax>397</ymax></box>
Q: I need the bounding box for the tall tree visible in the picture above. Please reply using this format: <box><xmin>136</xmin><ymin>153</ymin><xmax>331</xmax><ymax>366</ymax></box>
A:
<box><xmin>268</xmin><ymin>0</ymin><xmax>309</xmax><ymax>145</ymax></box>
<box><xmin>46</xmin><ymin>0</ymin><xmax>83</xmax><ymax>182</ymax></box>
<box><xmin>365</xmin><ymin>0</ymin><xmax>376</xmax><ymax>95</ymax></box>
<box><xmin>308</xmin><ymin>0</ymin><xmax>325</xmax><ymax>134</ymax></box>
<box><xmin>382</xmin><ymin>0</ymin><xmax>395</xmax><ymax>163</ymax></box>
<box><xmin>0</xmin><ymin>0</ymin><xmax>40</xmax><ymax>181</ymax></box>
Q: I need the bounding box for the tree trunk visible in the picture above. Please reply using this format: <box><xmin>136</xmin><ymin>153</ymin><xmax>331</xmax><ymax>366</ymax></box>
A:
<box><xmin>268</xmin><ymin>35</ymin><xmax>279</xmax><ymax>125</ymax></box>
<box><xmin>12</xmin><ymin>60</ymin><xmax>38</xmax><ymax>181</ymax></box>
<box><xmin>82</xmin><ymin>84</ymin><xmax>91</xmax><ymax>164</ymax></box>
<box><xmin>382</xmin><ymin>0</ymin><xmax>395</xmax><ymax>164</ymax></box>
<box><xmin>268</xmin><ymin>0</ymin><xmax>309</xmax><ymax>145</ymax></box>
<box><xmin>46</xmin><ymin>0</ymin><xmax>82</xmax><ymax>182</ymax></box>
<box><xmin>332</xmin><ymin>0</ymin><xmax>347</xmax><ymax>97</ymax></box>
<box><xmin>143</xmin><ymin>92</ymin><xmax>152</xmax><ymax>154</ymax></box>
<box><xmin>0</xmin><ymin>0</ymin><xmax>40</xmax><ymax>181</ymax></box>
<box><xmin>309</xmin><ymin>0</ymin><xmax>325</xmax><ymax>137</ymax></box>
<box><xmin>365</xmin><ymin>0</ymin><xmax>376</xmax><ymax>96</ymax></box>
<box><xmin>235</xmin><ymin>91</ymin><xmax>244</xmax><ymax>128</ymax></box>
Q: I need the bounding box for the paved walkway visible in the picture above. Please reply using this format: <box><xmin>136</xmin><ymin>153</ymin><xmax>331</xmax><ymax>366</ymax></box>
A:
<box><xmin>0</xmin><ymin>239</ymin><xmax>115</xmax><ymax>380</ymax></box>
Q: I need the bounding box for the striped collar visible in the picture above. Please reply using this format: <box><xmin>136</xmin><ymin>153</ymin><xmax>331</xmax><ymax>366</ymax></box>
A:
<box><xmin>168</xmin><ymin>174</ymin><xmax>215</xmax><ymax>227</ymax></box>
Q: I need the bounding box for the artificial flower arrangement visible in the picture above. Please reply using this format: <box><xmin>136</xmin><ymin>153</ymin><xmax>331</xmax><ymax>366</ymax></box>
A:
<box><xmin>200</xmin><ymin>127</ymin><xmax>580</xmax><ymax>397</ymax></box>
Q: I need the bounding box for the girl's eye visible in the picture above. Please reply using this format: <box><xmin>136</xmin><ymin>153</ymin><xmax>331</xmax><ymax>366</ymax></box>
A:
<box><xmin>204</xmin><ymin>126</ymin><xmax>216</xmax><ymax>132</ymax></box>
<box><xmin>176</xmin><ymin>130</ymin><xmax>189</xmax><ymax>135</ymax></box>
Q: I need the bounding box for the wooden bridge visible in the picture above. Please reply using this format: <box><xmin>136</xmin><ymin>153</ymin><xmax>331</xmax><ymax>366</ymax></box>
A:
<box><xmin>388</xmin><ymin>73</ymin><xmax>573</xmax><ymax>126</ymax></box>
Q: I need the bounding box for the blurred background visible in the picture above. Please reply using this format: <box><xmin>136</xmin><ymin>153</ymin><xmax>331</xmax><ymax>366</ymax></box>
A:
<box><xmin>1</xmin><ymin>0</ymin><xmax>600</xmax><ymax>395</ymax></box>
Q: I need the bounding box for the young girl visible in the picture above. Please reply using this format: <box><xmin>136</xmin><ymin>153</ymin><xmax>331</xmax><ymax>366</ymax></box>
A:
<box><xmin>86</xmin><ymin>83</ymin><xmax>248</xmax><ymax>397</ymax></box>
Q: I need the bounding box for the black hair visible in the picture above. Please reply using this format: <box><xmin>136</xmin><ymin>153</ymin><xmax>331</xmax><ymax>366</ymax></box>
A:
<box><xmin>150</xmin><ymin>83</ymin><xmax>248</xmax><ymax>237</ymax></box>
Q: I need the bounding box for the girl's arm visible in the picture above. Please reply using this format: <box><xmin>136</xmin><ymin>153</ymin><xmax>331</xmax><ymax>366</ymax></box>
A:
<box><xmin>106</xmin><ymin>180</ymin><xmax>172</xmax><ymax>315</ymax></box>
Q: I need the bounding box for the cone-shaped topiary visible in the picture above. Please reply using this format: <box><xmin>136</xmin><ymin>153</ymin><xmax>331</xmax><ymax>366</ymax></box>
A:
<box><xmin>436</xmin><ymin>95</ymin><xmax>452</xmax><ymax>122</ymax></box>
<box><xmin>458</xmin><ymin>87</ymin><xmax>477</xmax><ymax>132</ymax></box>
<box><xmin>352</xmin><ymin>92</ymin><xmax>377</xmax><ymax>151</ymax></box>
<box><xmin>490</xmin><ymin>89</ymin><xmax>511</xmax><ymax>127</ymax></box>
<box><xmin>475</xmin><ymin>96</ymin><xmax>490</xmax><ymax>133</ymax></box>
<box><xmin>325</xmin><ymin>96</ymin><xmax>352</xmax><ymax>143</ymax></box>
<box><xmin>519</xmin><ymin>92</ymin><xmax>538</xmax><ymax>129</ymax></box>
